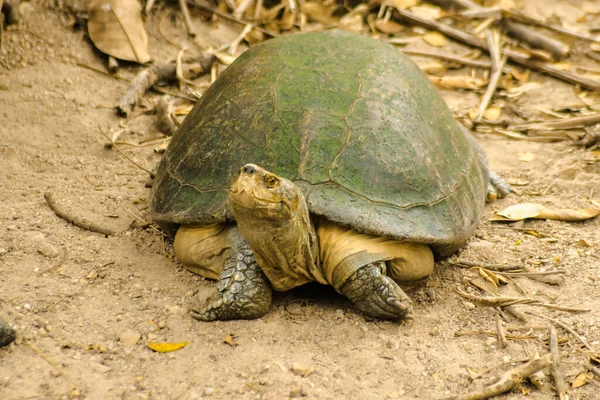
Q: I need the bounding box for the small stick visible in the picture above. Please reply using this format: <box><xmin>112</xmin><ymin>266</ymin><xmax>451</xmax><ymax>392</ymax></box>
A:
<box><xmin>434</xmin><ymin>0</ymin><xmax>570</xmax><ymax>59</ymax></box>
<box><xmin>549</xmin><ymin>326</ymin><xmax>568</xmax><ymax>400</ymax></box>
<box><xmin>588</xmin><ymin>364</ymin><xmax>600</xmax><ymax>378</ymax></box>
<box><xmin>454</xmin><ymin>330</ymin><xmax>536</xmax><ymax>340</ymax></box>
<box><xmin>474</xmin><ymin>29</ymin><xmax>507</xmax><ymax>121</ymax></box>
<box><xmin>44</xmin><ymin>193</ymin><xmax>117</xmax><ymax>237</ymax></box>
<box><xmin>495</xmin><ymin>309</ymin><xmax>508</xmax><ymax>348</ymax></box>
<box><xmin>508</xmin><ymin>113</ymin><xmax>600</xmax><ymax>132</ymax></box>
<box><xmin>504</xmin><ymin>305</ymin><xmax>529</xmax><ymax>322</ymax></box>
<box><xmin>98</xmin><ymin>128</ymin><xmax>155</xmax><ymax>177</ymax></box>
<box><xmin>401</xmin><ymin>49</ymin><xmax>495</xmax><ymax>69</ymax></box>
<box><xmin>527</xmin><ymin>312</ymin><xmax>595</xmax><ymax>351</ymax></box>
<box><xmin>468</xmin><ymin>357</ymin><xmax>531</xmax><ymax>380</ymax></box>
<box><xmin>502</xmin><ymin>21</ymin><xmax>569</xmax><ymax>61</ymax></box>
<box><xmin>498</xmin><ymin>270</ymin><xmax>564</xmax><ymax>277</ymax></box>
<box><xmin>455</xmin><ymin>290</ymin><xmax>591</xmax><ymax>313</ymax></box>
<box><xmin>505</xmin><ymin>11</ymin><xmax>600</xmax><ymax>44</ymax></box>
<box><xmin>179</xmin><ymin>0</ymin><xmax>197</xmax><ymax>37</ymax></box>
<box><xmin>155</xmin><ymin>96</ymin><xmax>178</xmax><ymax>136</ymax></box>
<box><xmin>442</xmin><ymin>354</ymin><xmax>553</xmax><ymax>400</ymax></box>
<box><xmin>392</xmin><ymin>8</ymin><xmax>600</xmax><ymax>91</ymax></box>
<box><xmin>452</xmin><ymin>260</ymin><xmax>521</xmax><ymax>271</ymax></box>
<box><xmin>24</xmin><ymin>341</ymin><xmax>78</xmax><ymax>394</ymax></box>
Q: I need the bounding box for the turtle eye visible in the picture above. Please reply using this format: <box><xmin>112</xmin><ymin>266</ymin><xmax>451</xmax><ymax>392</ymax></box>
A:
<box><xmin>265</xmin><ymin>174</ymin><xmax>279</xmax><ymax>188</ymax></box>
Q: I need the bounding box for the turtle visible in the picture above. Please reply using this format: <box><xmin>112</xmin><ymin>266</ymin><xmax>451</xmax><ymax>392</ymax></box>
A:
<box><xmin>150</xmin><ymin>30</ymin><xmax>509</xmax><ymax>321</ymax></box>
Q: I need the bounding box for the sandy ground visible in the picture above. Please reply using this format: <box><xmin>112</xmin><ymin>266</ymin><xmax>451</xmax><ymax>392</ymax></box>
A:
<box><xmin>1</xmin><ymin>1</ymin><xmax>599</xmax><ymax>399</ymax></box>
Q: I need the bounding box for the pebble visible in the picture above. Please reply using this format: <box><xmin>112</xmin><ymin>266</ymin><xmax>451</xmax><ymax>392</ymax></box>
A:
<box><xmin>37</xmin><ymin>241</ymin><xmax>60</xmax><ymax>258</ymax></box>
<box><xmin>290</xmin><ymin>363</ymin><xmax>312</xmax><ymax>377</ymax></box>
<box><xmin>203</xmin><ymin>387</ymin><xmax>214</xmax><ymax>397</ymax></box>
<box><xmin>89</xmin><ymin>362</ymin><xmax>111</xmax><ymax>373</ymax></box>
<box><xmin>119</xmin><ymin>329</ymin><xmax>141</xmax><ymax>346</ymax></box>
<box><xmin>166</xmin><ymin>305</ymin><xmax>185</xmax><ymax>315</ymax></box>
<box><xmin>463</xmin><ymin>301</ymin><xmax>476</xmax><ymax>310</ymax></box>
<box><xmin>0</xmin><ymin>247</ymin><xmax>7</xmax><ymax>256</ymax></box>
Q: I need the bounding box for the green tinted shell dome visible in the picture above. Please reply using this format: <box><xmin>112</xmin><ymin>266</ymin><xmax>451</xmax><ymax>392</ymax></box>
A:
<box><xmin>150</xmin><ymin>30</ymin><xmax>489</xmax><ymax>258</ymax></box>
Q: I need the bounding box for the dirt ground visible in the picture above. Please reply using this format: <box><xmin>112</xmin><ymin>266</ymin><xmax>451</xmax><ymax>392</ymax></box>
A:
<box><xmin>1</xmin><ymin>1</ymin><xmax>599</xmax><ymax>399</ymax></box>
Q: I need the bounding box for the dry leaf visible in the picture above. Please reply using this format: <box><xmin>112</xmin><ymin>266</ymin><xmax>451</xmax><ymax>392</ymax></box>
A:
<box><xmin>419</xmin><ymin>62</ymin><xmax>446</xmax><ymax>75</ymax></box>
<box><xmin>174</xmin><ymin>104</ymin><xmax>194</xmax><ymax>116</ymax></box>
<box><xmin>495</xmin><ymin>203</ymin><xmax>600</xmax><ymax>222</ymax></box>
<box><xmin>429</xmin><ymin>76</ymin><xmax>487</xmax><ymax>90</ymax></box>
<box><xmin>572</xmin><ymin>372</ymin><xmax>592</xmax><ymax>388</ymax></box>
<box><xmin>386</xmin><ymin>0</ymin><xmax>418</xmax><ymax>9</ymax></box>
<box><xmin>584</xmin><ymin>151</ymin><xmax>600</xmax><ymax>163</ymax></box>
<box><xmin>88</xmin><ymin>0</ymin><xmax>150</xmax><ymax>63</ymax></box>
<box><xmin>339</xmin><ymin>5</ymin><xmax>368</xmax><ymax>33</ymax></box>
<box><xmin>507</xmin><ymin>178</ymin><xmax>529</xmax><ymax>186</ymax></box>
<box><xmin>423</xmin><ymin>31</ymin><xmax>447</xmax><ymax>47</ymax></box>
<box><xmin>511</xmin><ymin>68</ymin><xmax>530</xmax><ymax>82</ymax></box>
<box><xmin>375</xmin><ymin>19</ymin><xmax>405</xmax><ymax>34</ymax></box>
<box><xmin>147</xmin><ymin>341</ymin><xmax>189</xmax><ymax>353</ymax></box>
<box><xmin>576</xmin><ymin>239</ymin><xmax>592</xmax><ymax>247</ymax></box>
<box><xmin>483</xmin><ymin>105</ymin><xmax>501</xmax><ymax>121</ymax></box>
<box><xmin>224</xmin><ymin>333</ymin><xmax>237</xmax><ymax>346</ymax></box>
<box><xmin>518</xmin><ymin>152</ymin><xmax>536</xmax><ymax>162</ymax></box>
<box><xmin>408</xmin><ymin>4</ymin><xmax>441</xmax><ymax>19</ymax></box>
<box><xmin>591</xmin><ymin>43</ymin><xmax>600</xmax><ymax>52</ymax></box>
<box><xmin>301</xmin><ymin>2</ymin><xmax>338</xmax><ymax>25</ymax></box>
<box><xmin>552</xmin><ymin>62</ymin><xmax>572</xmax><ymax>71</ymax></box>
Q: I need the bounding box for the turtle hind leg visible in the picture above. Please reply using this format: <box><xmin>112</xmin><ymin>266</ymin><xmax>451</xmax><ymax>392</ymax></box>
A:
<box><xmin>487</xmin><ymin>171</ymin><xmax>511</xmax><ymax>202</ymax></box>
<box><xmin>190</xmin><ymin>239</ymin><xmax>272</xmax><ymax>321</ymax></box>
<box><xmin>339</xmin><ymin>262</ymin><xmax>413</xmax><ymax>321</ymax></box>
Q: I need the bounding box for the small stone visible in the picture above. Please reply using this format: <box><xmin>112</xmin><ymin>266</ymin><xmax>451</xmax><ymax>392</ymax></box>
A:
<box><xmin>361</xmin><ymin>325</ymin><xmax>369</xmax><ymax>332</ymax></box>
<box><xmin>463</xmin><ymin>301</ymin><xmax>476</xmax><ymax>310</ymax></box>
<box><xmin>0</xmin><ymin>248</ymin><xmax>7</xmax><ymax>256</ymax></box>
<box><xmin>89</xmin><ymin>362</ymin><xmax>111</xmax><ymax>373</ymax></box>
<box><xmin>203</xmin><ymin>387</ymin><xmax>214</xmax><ymax>396</ymax></box>
<box><xmin>119</xmin><ymin>329</ymin><xmax>141</xmax><ymax>346</ymax></box>
<box><xmin>166</xmin><ymin>305</ymin><xmax>185</xmax><ymax>315</ymax></box>
<box><xmin>291</xmin><ymin>363</ymin><xmax>312</xmax><ymax>377</ymax></box>
<box><xmin>7</xmin><ymin>225</ymin><xmax>18</xmax><ymax>231</ymax></box>
<box><xmin>37</xmin><ymin>241</ymin><xmax>60</xmax><ymax>258</ymax></box>
<box><xmin>87</xmin><ymin>271</ymin><xmax>98</xmax><ymax>280</ymax></box>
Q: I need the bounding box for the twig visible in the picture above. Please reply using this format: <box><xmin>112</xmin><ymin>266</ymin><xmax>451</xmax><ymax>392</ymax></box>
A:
<box><xmin>549</xmin><ymin>326</ymin><xmax>568</xmax><ymax>400</ymax></box>
<box><xmin>508</xmin><ymin>113</ymin><xmax>600</xmax><ymax>132</ymax></box>
<box><xmin>502</xmin><ymin>20</ymin><xmax>569</xmax><ymax>61</ymax></box>
<box><xmin>401</xmin><ymin>49</ymin><xmax>495</xmax><ymax>69</ymax></box>
<box><xmin>497</xmin><ymin>270</ymin><xmax>564</xmax><ymax>277</ymax></box>
<box><xmin>527</xmin><ymin>311</ymin><xmax>595</xmax><ymax>351</ymax></box>
<box><xmin>442</xmin><ymin>354</ymin><xmax>553</xmax><ymax>400</ymax></box>
<box><xmin>75</xmin><ymin>63</ymin><xmax>130</xmax><ymax>81</ymax></box>
<box><xmin>98</xmin><ymin>128</ymin><xmax>155</xmax><ymax>177</ymax></box>
<box><xmin>190</xmin><ymin>0</ymin><xmax>278</xmax><ymax>38</ymax></box>
<box><xmin>179</xmin><ymin>0</ymin><xmax>196</xmax><ymax>37</ymax></box>
<box><xmin>495</xmin><ymin>309</ymin><xmax>508</xmax><ymax>348</ymax></box>
<box><xmin>504</xmin><ymin>305</ymin><xmax>529</xmax><ymax>322</ymax></box>
<box><xmin>117</xmin><ymin>54</ymin><xmax>214</xmax><ymax>116</ymax></box>
<box><xmin>455</xmin><ymin>290</ymin><xmax>591</xmax><ymax>313</ymax></box>
<box><xmin>505</xmin><ymin>10</ymin><xmax>600</xmax><ymax>44</ymax></box>
<box><xmin>392</xmin><ymin>8</ymin><xmax>600</xmax><ymax>91</ymax></box>
<box><xmin>44</xmin><ymin>192</ymin><xmax>117</xmax><ymax>237</ymax></box>
<box><xmin>434</xmin><ymin>0</ymin><xmax>570</xmax><ymax>59</ymax></box>
<box><xmin>23</xmin><ymin>341</ymin><xmax>78</xmax><ymax>395</ymax></box>
<box><xmin>467</xmin><ymin>357</ymin><xmax>531</xmax><ymax>380</ymax></box>
<box><xmin>474</xmin><ymin>29</ymin><xmax>506</xmax><ymax>121</ymax></box>
<box><xmin>451</xmin><ymin>260</ymin><xmax>521</xmax><ymax>271</ymax></box>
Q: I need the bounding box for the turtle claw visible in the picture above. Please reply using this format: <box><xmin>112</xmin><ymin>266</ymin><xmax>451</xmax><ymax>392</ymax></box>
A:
<box><xmin>340</xmin><ymin>262</ymin><xmax>413</xmax><ymax>321</ymax></box>
<box><xmin>189</xmin><ymin>242</ymin><xmax>272</xmax><ymax>321</ymax></box>
<box><xmin>487</xmin><ymin>171</ymin><xmax>511</xmax><ymax>202</ymax></box>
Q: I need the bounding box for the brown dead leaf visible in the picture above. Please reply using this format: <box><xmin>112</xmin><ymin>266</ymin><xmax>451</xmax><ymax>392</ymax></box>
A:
<box><xmin>147</xmin><ymin>341</ymin><xmax>189</xmax><ymax>353</ymax></box>
<box><xmin>408</xmin><ymin>4</ymin><xmax>442</xmax><ymax>19</ymax></box>
<box><xmin>494</xmin><ymin>203</ymin><xmax>600</xmax><ymax>222</ymax></box>
<box><xmin>375</xmin><ymin>18</ymin><xmax>404</xmax><ymax>34</ymax></box>
<box><xmin>88</xmin><ymin>0</ymin><xmax>150</xmax><ymax>63</ymax></box>
<box><xmin>576</xmin><ymin>239</ymin><xmax>592</xmax><ymax>247</ymax></box>
<box><xmin>511</xmin><ymin>67</ymin><xmax>530</xmax><ymax>82</ymax></box>
<box><xmin>339</xmin><ymin>4</ymin><xmax>368</xmax><ymax>33</ymax></box>
<box><xmin>387</xmin><ymin>0</ymin><xmax>418</xmax><ymax>9</ymax></box>
<box><xmin>429</xmin><ymin>76</ymin><xmax>487</xmax><ymax>90</ymax></box>
<box><xmin>419</xmin><ymin>62</ymin><xmax>446</xmax><ymax>75</ymax></box>
<box><xmin>584</xmin><ymin>151</ymin><xmax>600</xmax><ymax>163</ymax></box>
<box><xmin>518</xmin><ymin>152</ymin><xmax>536</xmax><ymax>162</ymax></box>
<box><xmin>301</xmin><ymin>2</ymin><xmax>338</xmax><ymax>25</ymax></box>
<box><xmin>552</xmin><ymin>61</ymin><xmax>572</xmax><ymax>71</ymax></box>
<box><xmin>223</xmin><ymin>333</ymin><xmax>237</xmax><ymax>347</ymax></box>
<box><xmin>423</xmin><ymin>31</ymin><xmax>447</xmax><ymax>47</ymax></box>
<box><xmin>572</xmin><ymin>371</ymin><xmax>592</xmax><ymax>388</ymax></box>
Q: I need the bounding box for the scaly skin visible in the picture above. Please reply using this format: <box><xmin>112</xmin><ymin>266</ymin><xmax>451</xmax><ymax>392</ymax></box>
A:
<box><xmin>190</xmin><ymin>239</ymin><xmax>272</xmax><ymax>321</ymax></box>
<box><xmin>339</xmin><ymin>262</ymin><xmax>413</xmax><ymax>320</ymax></box>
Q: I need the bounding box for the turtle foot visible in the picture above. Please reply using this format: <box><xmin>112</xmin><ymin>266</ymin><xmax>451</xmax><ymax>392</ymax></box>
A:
<box><xmin>339</xmin><ymin>262</ymin><xmax>413</xmax><ymax>321</ymax></box>
<box><xmin>487</xmin><ymin>171</ymin><xmax>511</xmax><ymax>202</ymax></box>
<box><xmin>190</xmin><ymin>243</ymin><xmax>272</xmax><ymax>321</ymax></box>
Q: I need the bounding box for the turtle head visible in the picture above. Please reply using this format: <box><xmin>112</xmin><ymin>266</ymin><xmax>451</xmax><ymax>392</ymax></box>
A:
<box><xmin>229</xmin><ymin>164</ymin><xmax>302</xmax><ymax>222</ymax></box>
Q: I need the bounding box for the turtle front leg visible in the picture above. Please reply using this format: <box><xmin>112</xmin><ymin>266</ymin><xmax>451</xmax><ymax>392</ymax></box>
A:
<box><xmin>339</xmin><ymin>262</ymin><xmax>413</xmax><ymax>321</ymax></box>
<box><xmin>486</xmin><ymin>171</ymin><xmax>511</xmax><ymax>202</ymax></box>
<box><xmin>190</xmin><ymin>239</ymin><xmax>272</xmax><ymax>321</ymax></box>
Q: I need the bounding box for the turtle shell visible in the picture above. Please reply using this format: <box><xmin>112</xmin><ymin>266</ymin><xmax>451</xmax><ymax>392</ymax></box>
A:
<box><xmin>150</xmin><ymin>30</ymin><xmax>489</xmax><ymax>258</ymax></box>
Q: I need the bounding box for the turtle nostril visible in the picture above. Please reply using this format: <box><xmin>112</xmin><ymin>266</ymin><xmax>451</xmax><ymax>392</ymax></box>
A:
<box><xmin>242</xmin><ymin>165</ymin><xmax>256</xmax><ymax>174</ymax></box>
